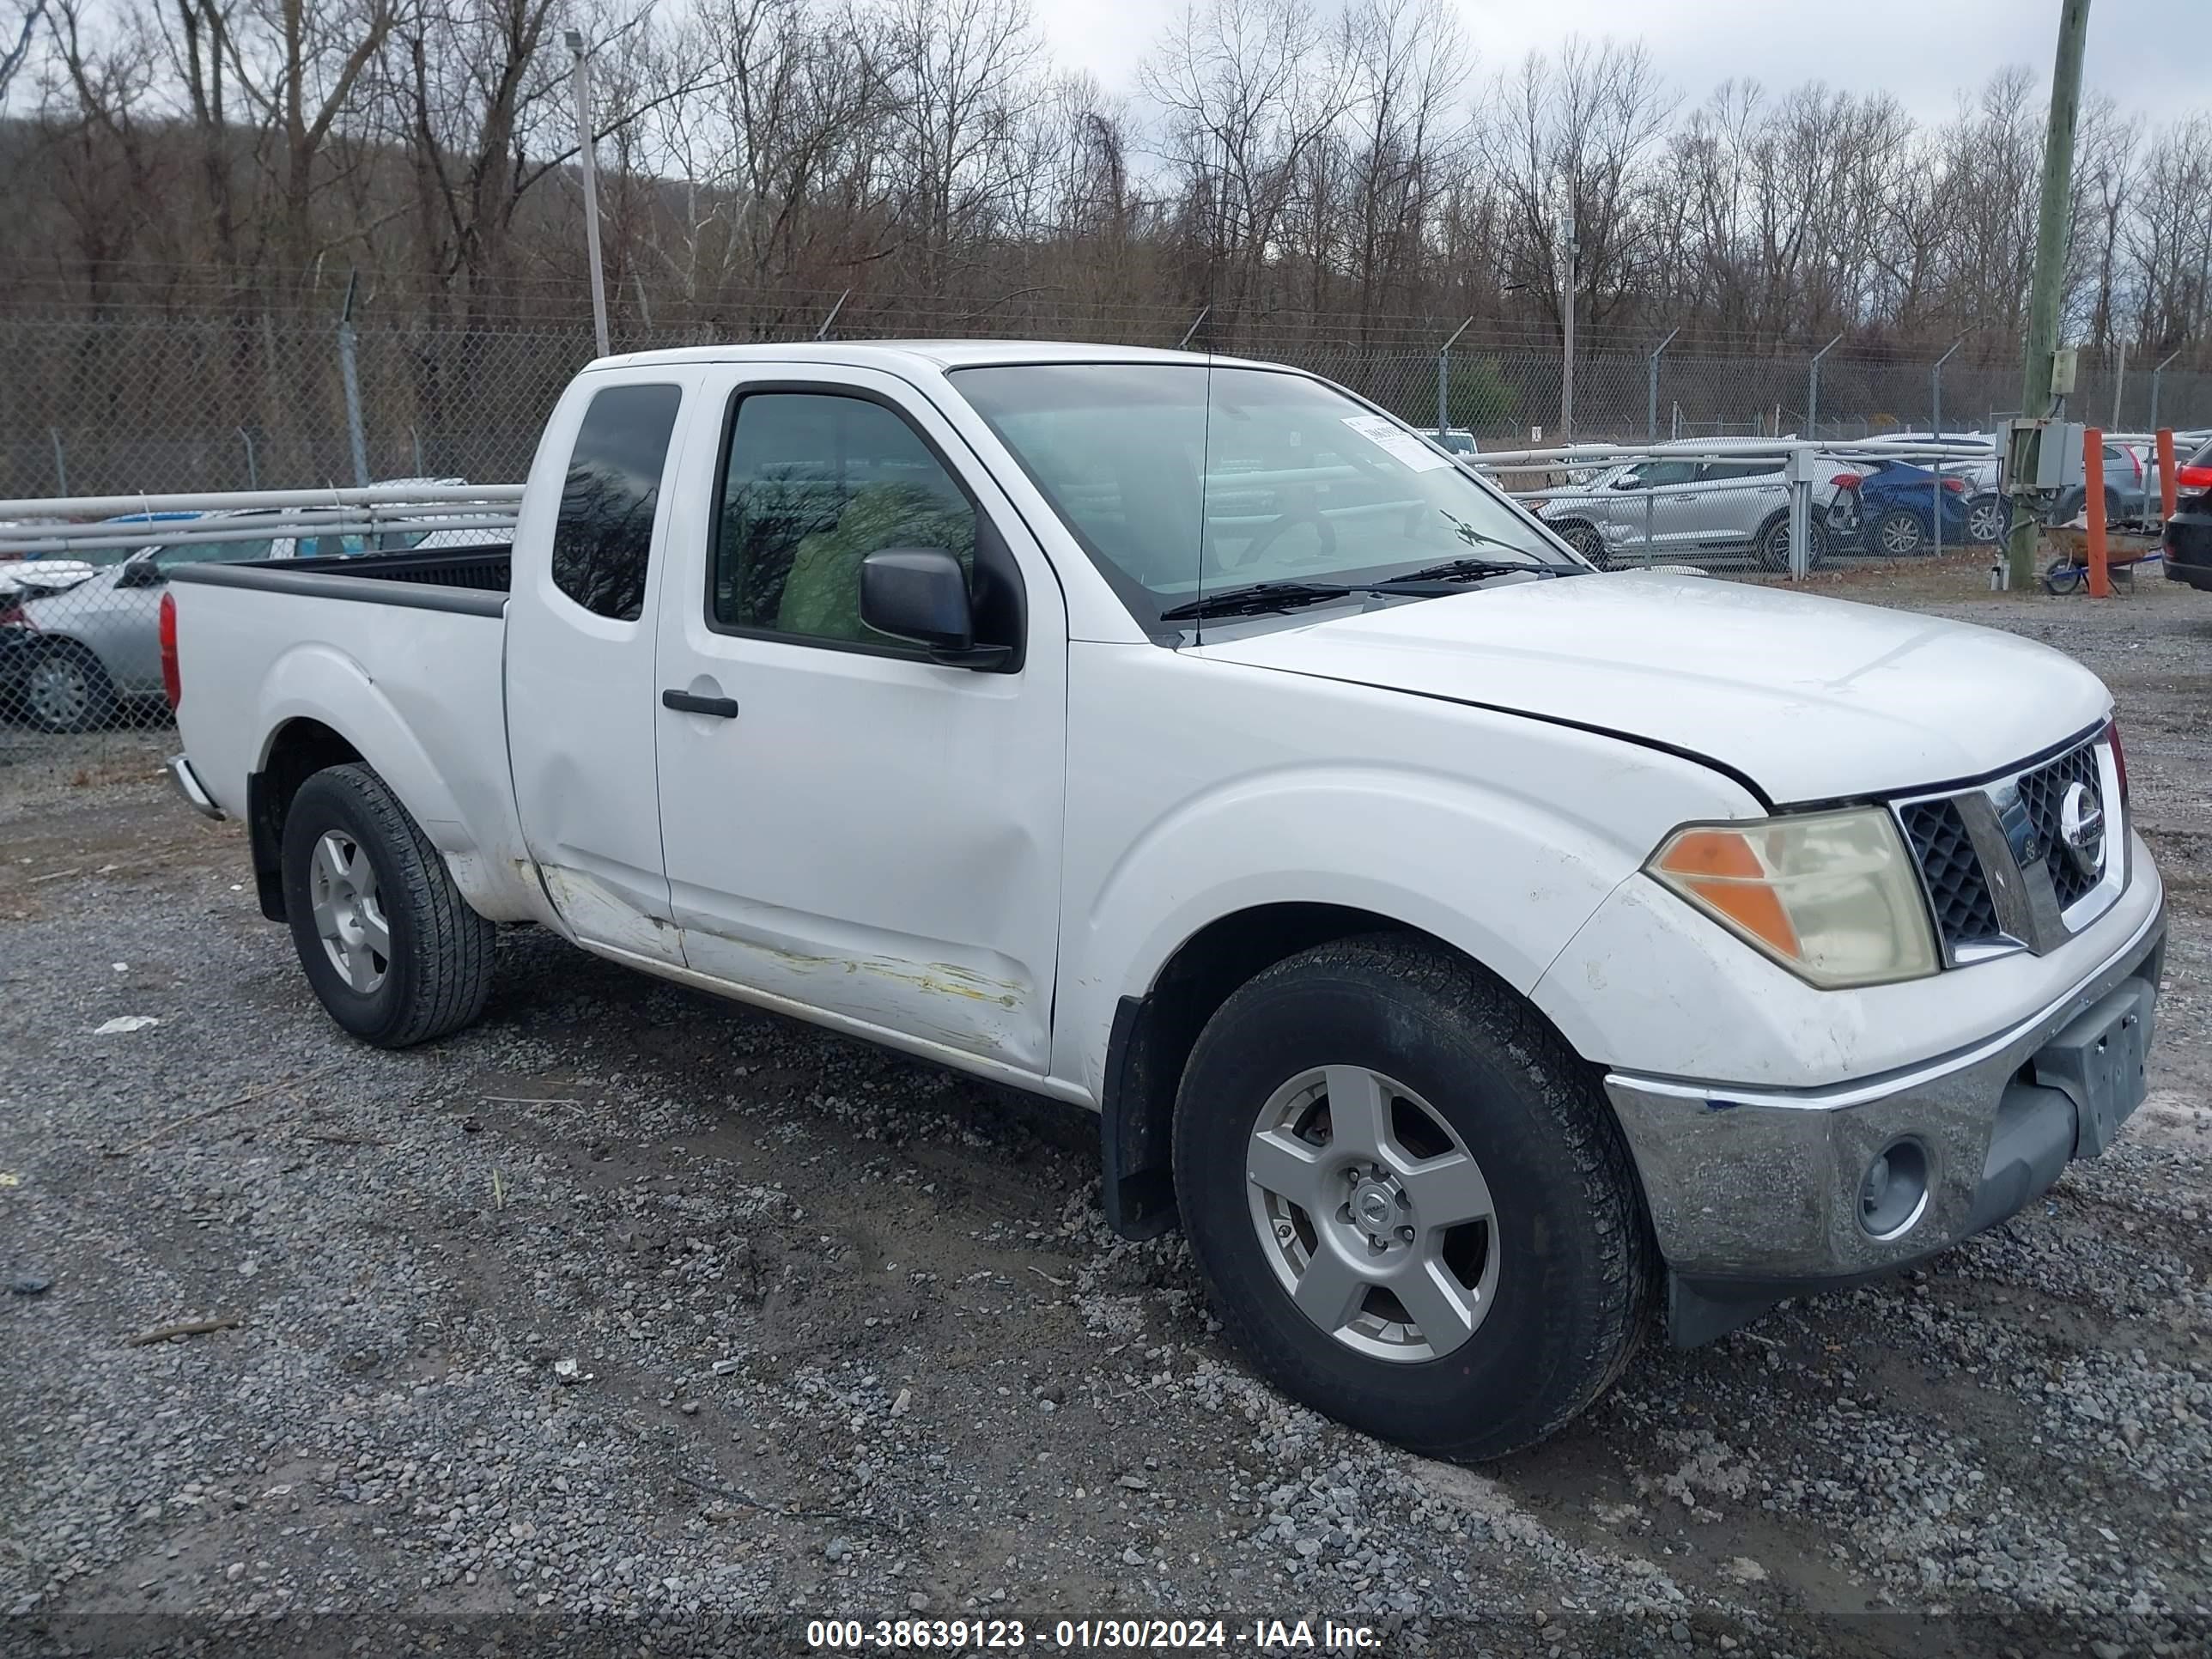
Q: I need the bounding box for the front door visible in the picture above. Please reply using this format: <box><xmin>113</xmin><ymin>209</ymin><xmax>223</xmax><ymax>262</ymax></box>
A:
<box><xmin>1606</xmin><ymin>459</ymin><xmax>1703</xmax><ymax>557</ymax></box>
<box><xmin>652</xmin><ymin>367</ymin><xmax>1067</xmax><ymax>1073</ymax></box>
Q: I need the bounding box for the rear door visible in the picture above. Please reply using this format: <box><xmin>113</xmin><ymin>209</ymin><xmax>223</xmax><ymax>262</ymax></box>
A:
<box><xmin>1693</xmin><ymin>459</ymin><xmax>1786</xmax><ymax>550</ymax></box>
<box><xmin>649</xmin><ymin>365</ymin><xmax>1068</xmax><ymax>1072</ymax></box>
<box><xmin>507</xmin><ymin>373</ymin><xmax>691</xmax><ymax>964</ymax></box>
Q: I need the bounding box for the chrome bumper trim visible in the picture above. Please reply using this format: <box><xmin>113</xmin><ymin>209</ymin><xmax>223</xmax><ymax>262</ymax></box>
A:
<box><xmin>1605</xmin><ymin>895</ymin><xmax>2166</xmax><ymax>1280</ymax></box>
<box><xmin>165</xmin><ymin>753</ymin><xmax>225</xmax><ymax>821</ymax></box>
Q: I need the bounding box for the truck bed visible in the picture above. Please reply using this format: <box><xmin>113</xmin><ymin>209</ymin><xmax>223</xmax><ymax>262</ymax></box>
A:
<box><xmin>167</xmin><ymin>540</ymin><xmax>536</xmax><ymax>922</ymax></box>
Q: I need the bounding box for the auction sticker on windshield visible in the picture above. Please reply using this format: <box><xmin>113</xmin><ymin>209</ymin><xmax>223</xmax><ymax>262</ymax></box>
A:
<box><xmin>1340</xmin><ymin>414</ymin><xmax>1449</xmax><ymax>472</ymax></box>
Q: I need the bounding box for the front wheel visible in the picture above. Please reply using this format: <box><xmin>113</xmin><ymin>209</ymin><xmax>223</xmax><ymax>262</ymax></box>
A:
<box><xmin>280</xmin><ymin>763</ymin><xmax>496</xmax><ymax>1048</ymax></box>
<box><xmin>2044</xmin><ymin>557</ymin><xmax>2085</xmax><ymax>596</ymax></box>
<box><xmin>1172</xmin><ymin>934</ymin><xmax>1657</xmax><ymax>1462</ymax></box>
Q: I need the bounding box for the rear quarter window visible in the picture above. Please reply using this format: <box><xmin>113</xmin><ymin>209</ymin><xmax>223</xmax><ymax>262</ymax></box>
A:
<box><xmin>551</xmin><ymin>383</ymin><xmax>683</xmax><ymax>621</ymax></box>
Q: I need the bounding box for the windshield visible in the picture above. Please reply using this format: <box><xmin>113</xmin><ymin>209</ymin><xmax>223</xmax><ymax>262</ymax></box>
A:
<box><xmin>951</xmin><ymin>362</ymin><xmax>1577</xmax><ymax>634</ymax></box>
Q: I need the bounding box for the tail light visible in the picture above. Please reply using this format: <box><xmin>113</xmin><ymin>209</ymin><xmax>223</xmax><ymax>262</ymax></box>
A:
<box><xmin>1831</xmin><ymin>473</ymin><xmax>1862</xmax><ymax>489</ymax></box>
<box><xmin>159</xmin><ymin>591</ymin><xmax>181</xmax><ymax>710</ymax></box>
<box><xmin>1942</xmin><ymin>477</ymin><xmax>1966</xmax><ymax>493</ymax></box>
<box><xmin>2108</xmin><ymin>718</ymin><xmax>2129</xmax><ymax>808</ymax></box>
<box><xmin>0</xmin><ymin>600</ymin><xmax>24</xmax><ymax>629</ymax></box>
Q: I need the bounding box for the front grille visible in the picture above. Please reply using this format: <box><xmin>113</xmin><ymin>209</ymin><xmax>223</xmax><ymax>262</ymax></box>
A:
<box><xmin>1900</xmin><ymin>799</ymin><xmax>2002</xmax><ymax>946</ymax></box>
<box><xmin>2017</xmin><ymin>741</ymin><xmax>2106</xmax><ymax>910</ymax></box>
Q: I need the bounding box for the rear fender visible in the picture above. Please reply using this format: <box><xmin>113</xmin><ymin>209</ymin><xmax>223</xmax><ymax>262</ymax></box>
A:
<box><xmin>254</xmin><ymin>643</ymin><xmax>471</xmax><ymax>846</ymax></box>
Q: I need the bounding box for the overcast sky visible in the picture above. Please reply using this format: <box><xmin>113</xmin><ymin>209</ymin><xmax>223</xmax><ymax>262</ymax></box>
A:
<box><xmin>1039</xmin><ymin>0</ymin><xmax>2202</xmax><ymax>128</ymax></box>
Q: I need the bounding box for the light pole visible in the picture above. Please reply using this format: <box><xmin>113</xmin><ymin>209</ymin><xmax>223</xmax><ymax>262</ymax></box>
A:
<box><xmin>1559</xmin><ymin>192</ymin><xmax>1577</xmax><ymax>441</ymax></box>
<box><xmin>2005</xmin><ymin>0</ymin><xmax>2091</xmax><ymax>590</ymax></box>
<box><xmin>567</xmin><ymin>28</ymin><xmax>611</xmax><ymax>361</ymax></box>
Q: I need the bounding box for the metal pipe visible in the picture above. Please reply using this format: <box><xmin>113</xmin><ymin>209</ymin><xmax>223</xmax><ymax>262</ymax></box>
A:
<box><xmin>816</xmin><ymin>288</ymin><xmax>850</xmax><ymax>341</ymax></box>
<box><xmin>48</xmin><ymin>428</ymin><xmax>67</xmax><ymax>495</ymax></box>
<box><xmin>1179</xmin><ymin>305</ymin><xmax>1211</xmax><ymax>352</ymax></box>
<box><xmin>1931</xmin><ymin>337</ymin><xmax>1964</xmax><ymax>434</ymax></box>
<box><xmin>2111</xmin><ymin>340</ymin><xmax>2128</xmax><ymax>429</ymax></box>
<box><xmin>1437</xmin><ymin>317</ymin><xmax>1473</xmax><ymax>437</ymax></box>
<box><xmin>568</xmin><ymin>29</ymin><xmax>611</xmax><ymax>361</ymax></box>
<box><xmin>2149</xmin><ymin>346</ymin><xmax>2183</xmax><ymax>435</ymax></box>
<box><xmin>337</xmin><ymin>270</ymin><xmax>370</xmax><ymax>489</ymax></box>
<box><xmin>1808</xmin><ymin>334</ymin><xmax>1844</xmax><ymax>437</ymax></box>
<box><xmin>1647</xmin><ymin>327</ymin><xmax>1680</xmax><ymax>441</ymax></box>
<box><xmin>0</xmin><ymin>483</ymin><xmax>522</xmax><ymax>520</ymax></box>
<box><xmin>238</xmin><ymin>427</ymin><xmax>258</xmax><ymax>490</ymax></box>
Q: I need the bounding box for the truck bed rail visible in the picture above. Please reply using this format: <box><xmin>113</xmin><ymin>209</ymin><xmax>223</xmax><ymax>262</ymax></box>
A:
<box><xmin>167</xmin><ymin>543</ymin><xmax>512</xmax><ymax>617</ymax></box>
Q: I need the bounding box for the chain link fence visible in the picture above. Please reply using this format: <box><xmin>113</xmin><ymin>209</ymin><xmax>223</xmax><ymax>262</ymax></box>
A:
<box><xmin>4</xmin><ymin>305</ymin><xmax>2211</xmax><ymax>762</ymax></box>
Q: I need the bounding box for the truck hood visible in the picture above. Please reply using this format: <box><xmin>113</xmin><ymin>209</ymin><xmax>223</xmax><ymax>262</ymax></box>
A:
<box><xmin>1191</xmin><ymin>572</ymin><xmax>2109</xmax><ymax>805</ymax></box>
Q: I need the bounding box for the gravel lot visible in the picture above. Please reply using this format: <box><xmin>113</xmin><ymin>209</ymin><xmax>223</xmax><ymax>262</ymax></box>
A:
<box><xmin>3</xmin><ymin>559</ymin><xmax>2209</xmax><ymax>1658</ymax></box>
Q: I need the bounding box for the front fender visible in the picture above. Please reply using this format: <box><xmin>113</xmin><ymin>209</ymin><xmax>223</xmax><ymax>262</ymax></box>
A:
<box><xmin>1057</xmin><ymin>763</ymin><xmax>1653</xmax><ymax>1100</ymax></box>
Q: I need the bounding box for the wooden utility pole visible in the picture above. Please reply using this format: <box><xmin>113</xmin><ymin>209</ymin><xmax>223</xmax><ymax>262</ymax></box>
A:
<box><xmin>2005</xmin><ymin>0</ymin><xmax>2091</xmax><ymax>590</ymax></box>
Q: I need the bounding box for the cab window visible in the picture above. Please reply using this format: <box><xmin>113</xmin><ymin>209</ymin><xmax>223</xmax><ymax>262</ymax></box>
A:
<box><xmin>550</xmin><ymin>383</ymin><xmax>683</xmax><ymax>622</ymax></box>
<box><xmin>712</xmin><ymin>392</ymin><xmax>975</xmax><ymax>647</ymax></box>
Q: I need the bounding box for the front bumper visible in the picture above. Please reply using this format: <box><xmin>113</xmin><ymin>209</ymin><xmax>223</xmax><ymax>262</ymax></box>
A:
<box><xmin>1606</xmin><ymin>893</ymin><xmax>2166</xmax><ymax>1344</ymax></box>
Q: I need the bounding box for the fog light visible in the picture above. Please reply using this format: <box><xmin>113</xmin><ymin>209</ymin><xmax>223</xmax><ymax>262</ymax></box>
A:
<box><xmin>1859</xmin><ymin>1138</ymin><xmax>1929</xmax><ymax>1239</ymax></box>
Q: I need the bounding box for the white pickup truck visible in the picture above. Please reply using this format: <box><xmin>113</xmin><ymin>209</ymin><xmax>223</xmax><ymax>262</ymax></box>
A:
<box><xmin>163</xmin><ymin>343</ymin><xmax>2166</xmax><ymax>1461</ymax></box>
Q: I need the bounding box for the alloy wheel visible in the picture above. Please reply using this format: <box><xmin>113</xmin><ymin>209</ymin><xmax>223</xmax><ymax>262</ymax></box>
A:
<box><xmin>308</xmin><ymin>830</ymin><xmax>391</xmax><ymax>994</ymax></box>
<box><xmin>26</xmin><ymin>656</ymin><xmax>92</xmax><ymax>730</ymax></box>
<box><xmin>1244</xmin><ymin>1066</ymin><xmax>1499</xmax><ymax>1363</ymax></box>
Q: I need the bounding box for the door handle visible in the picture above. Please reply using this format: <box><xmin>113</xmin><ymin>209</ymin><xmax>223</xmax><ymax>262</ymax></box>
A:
<box><xmin>661</xmin><ymin>689</ymin><xmax>740</xmax><ymax>719</ymax></box>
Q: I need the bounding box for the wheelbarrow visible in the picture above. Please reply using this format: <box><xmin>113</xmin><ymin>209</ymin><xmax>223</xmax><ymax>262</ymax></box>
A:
<box><xmin>2040</xmin><ymin>523</ymin><xmax>2162</xmax><ymax>595</ymax></box>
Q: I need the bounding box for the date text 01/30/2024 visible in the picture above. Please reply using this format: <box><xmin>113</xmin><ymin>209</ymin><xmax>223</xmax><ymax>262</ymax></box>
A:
<box><xmin>805</xmin><ymin>1617</ymin><xmax>1384</xmax><ymax>1650</ymax></box>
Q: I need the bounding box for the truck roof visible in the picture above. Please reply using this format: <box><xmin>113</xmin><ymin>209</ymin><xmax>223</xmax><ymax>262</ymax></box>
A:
<box><xmin>584</xmin><ymin>339</ymin><xmax>1274</xmax><ymax>374</ymax></box>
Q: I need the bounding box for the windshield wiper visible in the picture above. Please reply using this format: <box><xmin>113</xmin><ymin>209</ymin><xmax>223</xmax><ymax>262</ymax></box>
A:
<box><xmin>1432</xmin><ymin>516</ymin><xmax>1585</xmax><ymax>573</ymax></box>
<box><xmin>1382</xmin><ymin>556</ymin><xmax>1573</xmax><ymax>585</ymax></box>
<box><xmin>1158</xmin><ymin>581</ymin><xmax>1364</xmax><ymax>621</ymax></box>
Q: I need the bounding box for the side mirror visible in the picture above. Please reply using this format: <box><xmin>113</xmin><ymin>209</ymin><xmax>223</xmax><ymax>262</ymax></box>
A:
<box><xmin>117</xmin><ymin>558</ymin><xmax>165</xmax><ymax>588</ymax></box>
<box><xmin>860</xmin><ymin>548</ymin><xmax>1009</xmax><ymax>669</ymax></box>
<box><xmin>1611</xmin><ymin>475</ymin><xmax>1640</xmax><ymax>490</ymax></box>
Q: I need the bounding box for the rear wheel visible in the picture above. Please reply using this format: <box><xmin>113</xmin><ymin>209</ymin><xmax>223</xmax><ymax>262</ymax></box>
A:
<box><xmin>280</xmin><ymin>763</ymin><xmax>495</xmax><ymax>1048</ymax></box>
<box><xmin>21</xmin><ymin>641</ymin><xmax>118</xmax><ymax>733</ymax></box>
<box><xmin>2043</xmin><ymin>557</ymin><xmax>2085</xmax><ymax>596</ymax></box>
<box><xmin>1753</xmin><ymin>511</ymin><xmax>1823</xmax><ymax>573</ymax></box>
<box><xmin>1172</xmin><ymin>934</ymin><xmax>1656</xmax><ymax>1462</ymax></box>
<box><xmin>1873</xmin><ymin>507</ymin><xmax>1927</xmax><ymax>557</ymax></box>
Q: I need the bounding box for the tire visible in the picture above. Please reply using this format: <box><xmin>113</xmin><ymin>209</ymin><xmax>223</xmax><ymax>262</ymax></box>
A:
<box><xmin>2043</xmin><ymin>557</ymin><xmax>2085</xmax><ymax>597</ymax></box>
<box><xmin>1550</xmin><ymin>520</ymin><xmax>1608</xmax><ymax>569</ymax></box>
<box><xmin>1965</xmin><ymin>493</ymin><xmax>2008</xmax><ymax>545</ymax></box>
<box><xmin>1172</xmin><ymin>933</ymin><xmax>1657</xmax><ymax>1462</ymax></box>
<box><xmin>1753</xmin><ymin>511</ymin><xmax>1823</xmax><ymax>573</ymax></box>
<box><xmin>1872</xmin><ymin>507</ymin><xmax>1927</xmax><ymax>557</ymax></box>
<box><xmin>21</xmin><ymin>641</ymin><xmax>119</xmax><ymax>733</ymax></box>
<box><xmin>280</xmin><ymin>763</ymin><xmax>495</xmax><ymax>1048</ymax></box>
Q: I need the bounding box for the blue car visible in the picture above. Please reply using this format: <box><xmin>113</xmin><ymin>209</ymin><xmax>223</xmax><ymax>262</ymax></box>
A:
<box><xmin>1826</xmin><ymin>460</ymin><xmax>1978</xmax><ymax>556</ymax></box>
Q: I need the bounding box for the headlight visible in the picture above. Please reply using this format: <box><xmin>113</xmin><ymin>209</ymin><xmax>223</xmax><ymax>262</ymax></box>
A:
<box><xmin>1646</xmin><ymin>808</ymin><xmax>1938</xmax><ymax>988</ymax></box>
